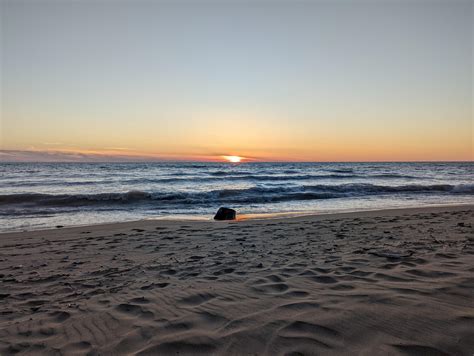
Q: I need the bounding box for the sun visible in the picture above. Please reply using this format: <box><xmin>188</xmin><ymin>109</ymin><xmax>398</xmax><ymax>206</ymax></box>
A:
<box><xmin>222</xmin><ymin>155</ymin><xmax>243</xmax><ymax>163</ymax></box>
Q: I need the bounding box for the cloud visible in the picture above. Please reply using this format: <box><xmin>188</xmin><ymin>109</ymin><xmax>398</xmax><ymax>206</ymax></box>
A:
<box><xmin>0</xmin><ymin>149</ymin><xmax>229</xmax><ymax>162</ymax></box>
<box><xmin>0</xmin><ymin>149</ymin><xmax>161</xmax><ymax>162</ymax></box>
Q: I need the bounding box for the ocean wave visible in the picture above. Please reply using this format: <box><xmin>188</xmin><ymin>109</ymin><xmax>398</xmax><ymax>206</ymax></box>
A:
<box><xmin>5</xmin><ymin>180</ymin><xmax>102</xmax><ymax>187</ymax></box>
<box><xmin>4</xmin><ymin>172</ymin><xmax>422</xmax><ymax>188</ymax></box>
<box><xmin>327</xmin><ymin>168</ymin><xmax>354</xmax><ymax>173</ymax></box>
<box><xmin>209</xmin><ymin>171</ymin><xmax>253</xmax><ymax>176</ymax></box>
<box><xmin>0</xmin><ymin>190</ymin><xmax>156</xmax><ymax>206</ymax></box>
<box><xmin>371</xmin><ymin>174</ymin><xmax>419</xmax><ymax>179</ymax></box>
<box><xmin>74</xmin><ymin>173</ymin><xmax>422</xmax><ymax>185</ymax></box>
<box><xmin>1</xmin><ymin>183</ymin><xmax>472</xmax><ymax>208</ymax></box>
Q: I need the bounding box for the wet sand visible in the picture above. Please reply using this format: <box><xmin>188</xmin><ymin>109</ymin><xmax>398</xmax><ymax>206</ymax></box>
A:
<box><xmin>0</xmin><ymin>205</ymin><xmax>473</xmax><ymax>355</ymax></box>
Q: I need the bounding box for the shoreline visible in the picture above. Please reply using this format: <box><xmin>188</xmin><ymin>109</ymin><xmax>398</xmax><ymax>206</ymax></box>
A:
<box><xmin>2</xmin><ymin>202</ymin><xmax>473</xmax><ymax>237</ymax></box>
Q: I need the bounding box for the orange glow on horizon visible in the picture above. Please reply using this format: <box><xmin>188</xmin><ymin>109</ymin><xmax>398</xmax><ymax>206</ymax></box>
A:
<box><xmin>1</xmin><ymin>145</ymin><xmax>472</xmax><ymax>163</ymax></box>
<box><xmin>222</xmin><ymin>155</ymin><xmax>244</xmax><ymax>163</ymax></box>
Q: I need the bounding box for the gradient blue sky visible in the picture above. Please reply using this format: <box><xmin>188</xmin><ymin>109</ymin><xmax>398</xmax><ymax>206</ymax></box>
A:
<box><xmin>1</xmin><ymin>0</ymin><xmax>472</xmax><ymax>162</ymax></box>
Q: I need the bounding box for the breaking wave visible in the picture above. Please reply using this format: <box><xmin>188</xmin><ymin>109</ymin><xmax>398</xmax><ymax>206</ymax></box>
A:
<box><xmin>2</xmin><ymin>183</ymin><xmax>473</xmax><ymax>208</ymax></box>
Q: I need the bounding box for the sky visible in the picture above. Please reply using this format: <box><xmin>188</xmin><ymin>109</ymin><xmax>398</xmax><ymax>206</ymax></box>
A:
<box><xmin>1</xmin><ymin>0</ymin><xmax>472</xmax><ymax>162</ymax></box>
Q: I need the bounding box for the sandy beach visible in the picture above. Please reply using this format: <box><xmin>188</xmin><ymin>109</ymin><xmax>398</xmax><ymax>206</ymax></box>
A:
<box><xmin>0</xmin><ymin>205</ymin><xmax>473</xmax><ymax>355</ymax></box>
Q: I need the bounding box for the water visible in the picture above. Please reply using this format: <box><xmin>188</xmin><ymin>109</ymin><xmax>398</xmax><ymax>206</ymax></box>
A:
<box><xmin>0</xmin><ymin>162</ymin><xmax>472</xmax><ymax>232</ymax></box>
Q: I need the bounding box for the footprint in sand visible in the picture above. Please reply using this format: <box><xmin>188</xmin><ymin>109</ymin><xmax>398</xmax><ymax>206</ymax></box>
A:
<box><xmin>135</xmin><ymin>338</ymin><xmax>217</xmax><ymax>355</ymax></box>
<box><xmin>115</xmin><ymin>303</ymin><xmax>154</xmax><ymax>319</ymax></box>
<box><xmin>391</xmin><ymin>344</ymin><xmax>449</xmax><ymax>356</ymax></box>
<box><xmin>252</xmin><ymin>283</ymin><xmax>289</xmax><ymax>294</ymax></box>
<box><xmin>249</xmin><ymin>274</ymin><xmax>290</xmax><ymax>294</ymax></box>
<box><xmin>309</xmin><ymin>276</ymin><xmax>338</xmax><ymax>284</ymax></box>
<box><xmin>276</xmin><ymin>301</ymin><xmax>320</xmax><ymax>311</ymax></box>
<box><xmin>282</xmin><ymin>290</ymin><xmax>309</xmax><ymax>298</ymax></box>
<box><xmin>405</xmin><ymin>269</ymin><xmax>456</xmax><ymax>278</ymax></box>
<box><xmin>48</xmin><ymin>310</ymin><xmax>71</xmax><ymax>322</ymax></box>
<box><xmin>129</xmin><ymin>297</ymin><xmax>150</xmax><ymax>304</ymax></box>
<box><xmin>178</xmin><ymin>293</ymin><xmax>216</xmax><ymax>306</ymax></box>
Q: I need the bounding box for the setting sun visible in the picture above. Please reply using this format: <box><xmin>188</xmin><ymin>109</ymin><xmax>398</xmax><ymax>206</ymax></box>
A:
<box><xmin>222</xmin><ymin>155</ymin><xmax>243</xmax><ymax>163</ymax></box>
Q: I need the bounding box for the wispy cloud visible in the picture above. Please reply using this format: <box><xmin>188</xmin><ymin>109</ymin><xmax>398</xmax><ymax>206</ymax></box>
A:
<box><xmin>0</xmin><ymin>149</ymin><xmax>233</xmax><ymax>162</ymax></box>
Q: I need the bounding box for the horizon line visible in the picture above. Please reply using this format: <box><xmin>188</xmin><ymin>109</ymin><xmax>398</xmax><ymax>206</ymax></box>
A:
<box><xmin>1</xmin><ymin>160</ymin><xmax>472</xmax><ymax>164</ymax></box>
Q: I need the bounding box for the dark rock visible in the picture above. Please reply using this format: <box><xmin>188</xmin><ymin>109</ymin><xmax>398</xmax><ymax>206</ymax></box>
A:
<box><xmin>214</xmin><ymin>207</ymin><xmax>236</xmax><ymax>220</ymax></box>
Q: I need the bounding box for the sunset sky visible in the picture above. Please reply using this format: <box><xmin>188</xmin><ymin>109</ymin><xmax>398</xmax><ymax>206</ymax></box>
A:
<box><xmin>1</xmin><ymin>0</ymin><xmax>472</xmax><ymax>162</ymax></box>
